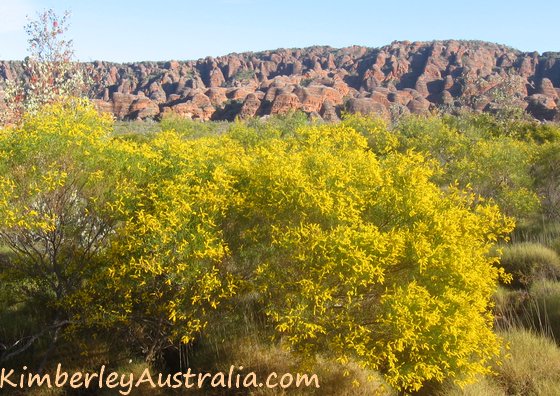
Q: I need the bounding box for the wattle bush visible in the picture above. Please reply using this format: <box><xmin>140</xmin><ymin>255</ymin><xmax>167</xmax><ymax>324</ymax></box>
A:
<box><xmin>0</xmin><ymin>106</ymin><xmax>515</xmax><ymax>392</ymax></box>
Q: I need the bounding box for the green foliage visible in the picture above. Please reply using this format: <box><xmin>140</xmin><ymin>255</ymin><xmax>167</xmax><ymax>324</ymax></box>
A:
<box><xmin>395</xmin><ymin>115</ymin><xmax>469</xmax><ymax>165</ymax></box>
<box><xmin>457</xmin><ymin>74</ymin><xmax>529</xmax><ymax>122</ymax></box>
<box><xmin>0</xmin><ymin>100</ymin><xmax>115</xmax><ymax>303</ymax></box>
<box><xmin>244</xmin><ymin>110</ymin><xmax>310</xmax><ymax>136</ymax></box>
<box><xmin>112</xmin><ymin>119</ymin><xmax>161</xmax><ymax>140</ymax></box>
<box><xmin>451</xmin><ymin>138</ymin><xmax>539</xmax><ymax>217</ymax></box>
<box><xmin>232</xmin><ymin>69</ymin><xmax>256</xmax><ymax>82</ymax></box>
<box><xmin>221</xmin><ymin>123</ymin><xmax>513</xmax><ymax>391</ymax></box>
<box><xmin>0</xmin><ymin>100</ymin><xmax>119</xmax><ymax>364</ymax></box>
<box><xmin>500</xmin><ymin>243</ymin><xmax>560</xmax><ymax>288</ymax></box>
<box><xmin>90</xmin><ymin>131</ymin><xmax>241</xmax><ymax>358</ymax></box>
<box><xmin>341</xmin><ymin>113</ymin><xmax>398</xmax><ymax>156</ymax></box>
<box><xmin>437</xmin><ymin>327</ymin><xmax>560</xmax><ymax>396</ymax></box>
<box><xmin>533</xmin><ymin>142</ymin><xmax>560</xmax><ymax>221</ymax></box>
<box><xmin>159</xmin><ymin>112</ymin><xmax>228</xmax><ymax>138</ymax></box>
<box><xmin>395</xmin><ymin>115</ymin><xmax>540</xmax><ymax>218</ymax></box>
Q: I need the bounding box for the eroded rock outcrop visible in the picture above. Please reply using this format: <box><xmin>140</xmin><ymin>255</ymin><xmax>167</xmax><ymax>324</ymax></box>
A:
<box><xmin>2</xmin><ymin>40</ymin><xmax>559</xmax><ymax>121</ymax></box>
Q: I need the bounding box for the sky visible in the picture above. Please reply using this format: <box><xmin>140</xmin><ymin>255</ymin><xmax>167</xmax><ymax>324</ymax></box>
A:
<box><xmin>0</xmin><ymin>0</ymin><xmax>558</xmax><ymax>62</ymax></box>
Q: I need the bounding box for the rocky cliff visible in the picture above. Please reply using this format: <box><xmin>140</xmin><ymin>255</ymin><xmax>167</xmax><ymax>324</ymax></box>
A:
<box><xmin>1</xmin><ymin>40</ymin><xmax>559</xmax><ymax>121</ymax></box>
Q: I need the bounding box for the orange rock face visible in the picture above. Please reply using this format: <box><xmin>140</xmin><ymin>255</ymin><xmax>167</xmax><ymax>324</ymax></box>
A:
<box><xmin>240</xmin><ymin>93</ymin><xmax>261</xmax><ymax>119</ymax></box>
<box><xmin>167</xmin><ymin>93</ymin><xmax>215</xmax><ymax>121</ymax></box>
<box><xmin>271</xmin><ymin>93</ymin><xmax>302</xmax><ymax>115</ymax></box>
<box><xmin>130</xmin><ymin>97</ymin><xmax>160</xmax><ymax>119</ymax></box>
<box><xmin>205</xmin><ymin>88</ymin><xmax>228</xmax><ymax>107</ymax></box>
<box><xmin>346</xmin><ymin>98</ymin><xmax>390</xmax><ymax>119</ymax></box>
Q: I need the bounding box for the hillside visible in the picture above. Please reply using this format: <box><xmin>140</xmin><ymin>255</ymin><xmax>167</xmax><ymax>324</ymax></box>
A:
<box><xmin>1</xmin><ymin>40</ymin><xmax>559</xmax><ymax>121</ymax></box>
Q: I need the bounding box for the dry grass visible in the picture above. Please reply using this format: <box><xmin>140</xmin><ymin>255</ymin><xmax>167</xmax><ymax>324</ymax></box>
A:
<box><xmin>526</xmin><ymin>280</ymin><xmax>560</xmax><ymax>341</ymax></box>
<box><xmin>499</xmin><ymin>242</ymin><xmax>560</xmax><ymax>288</ymax></box>
<box><xmin>434</xmin><ymin>376</ymin><xmax>506</xmax><ymax>396</ymax></box>
<box><xmin>189</xmin><ymin>334</ymin><xmax>395</xmax><ymax>396</ymax></box>
<box><xmin>493</xmin><ymin>328</ymin><xmax>560</xmax><ymax>395</ymax></box>
<box><xmin>434</xmin><ymin>328</ymin><xmax>560</xmax><ymax>396</ymax></box>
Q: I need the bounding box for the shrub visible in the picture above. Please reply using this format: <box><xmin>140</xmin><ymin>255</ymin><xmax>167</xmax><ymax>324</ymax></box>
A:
<box><xmin>533</xmin><ymin>142</ymin><xmax>560</xmax><ymax>221</ymax></box>
<box><xmin>224</xmin><ymin>123</ymin><xmax>514</xmax><ymax>392</ymax></box>
<box><xmin>0</xmin><ymin>109</ymin><xmax>515</xmax><ymax>393</ymax></box>
<box><xmin>112</xmin><ymin>119</ymin><xmax>161</xmax><ymax>139</ymax></box>
<box><xmin>395</xmin><ymin>115</ymin><xmax>540</xmax><ymax>219</ymax></box>
<box><xmin>159</xmin><ymin>113</ymin><xmax>228</xmax><ymax>137</ymax></box>
<box><xmin>435</xmin><ymin>328</ymin><xmax>560</xmax><ymax>395</ymax></box>
<box><xmin>500</xmin><ymin>243</ymin><xmax>560</xmax><ymax>288</ymax></box>
<box><xmin>0</xmin><ymin>100</ymin><xmax>118</xmax><ymax>364</ymax></box>
<box><xmin>341</xmin><ymin>113</ymin><xmax>398</xmax><ymax>156</ymax></box>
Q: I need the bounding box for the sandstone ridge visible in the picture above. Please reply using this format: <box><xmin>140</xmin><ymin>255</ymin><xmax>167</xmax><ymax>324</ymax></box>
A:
<box><xmin>1</xmin><ymin>40</ymin><xmax>559</xmax><ymax>121</ymax></box>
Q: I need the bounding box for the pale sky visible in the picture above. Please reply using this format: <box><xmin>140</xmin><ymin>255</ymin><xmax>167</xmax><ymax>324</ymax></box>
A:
<box><xmin>0</xmin><ymin>0</ymin><xmax>558</xmax><ymax>62</ymax></box>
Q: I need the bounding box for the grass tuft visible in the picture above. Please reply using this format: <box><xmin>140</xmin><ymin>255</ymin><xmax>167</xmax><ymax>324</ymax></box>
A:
<box><xmin>499</xmin><ymin>242</ymin><xmax>560</xmax><ymax>288</ymax></box>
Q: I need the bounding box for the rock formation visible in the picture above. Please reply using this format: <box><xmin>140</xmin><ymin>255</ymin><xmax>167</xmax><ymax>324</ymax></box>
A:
<box><xmin>1</xmin><ymin>40</ymin><xmax>559</xmax><ymax>121</ymax></box>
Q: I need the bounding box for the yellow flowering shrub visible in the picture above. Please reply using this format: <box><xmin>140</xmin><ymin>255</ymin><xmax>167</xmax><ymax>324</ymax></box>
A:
<box><xmin>223</xmin><ymin>123</ymin><xmax>514</xmax><ymax>391</ymax></box>
<box><xmin>94</xmin><ymin>132</ymin><xmax>242</xmax><ymax>355</ymax></box>
<box><xmin>0</xmin><ymin>105</ymin><xmax>514</xmax><ymax>391</ymax></box>
<box><xmin>0</xmin><ymin>100</ymin><xmax>115</xmax><ymax>307</ymax></box>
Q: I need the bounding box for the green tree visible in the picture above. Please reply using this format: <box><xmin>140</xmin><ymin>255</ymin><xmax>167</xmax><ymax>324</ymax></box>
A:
<box><xmin>0</xmin><ymin>109</ymin><xmax>516</xmax><ymax>392</ymax></box>
<box><xmin>396</xmin><ymin>115</ymin><xmax>540</xmax><ymax>219</ymax></box>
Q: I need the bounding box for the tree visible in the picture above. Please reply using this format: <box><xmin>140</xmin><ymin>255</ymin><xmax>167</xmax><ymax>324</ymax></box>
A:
<box><xmin>0</xmin><ymin>100</ymin><xmax>116</xmax><ymax>365</ymax></box>
<box><xmin>84</xmin><ymin>130</ymin><xmax>240</xmax><ymax>361</ymax></box>
<box><xmin>458</xmin><ymin>73</ymin><xmax>529</xmax><ymax>122</ymax></box>
<box><xmin>1</xmin><ymin>9</ymin><xmax>90</xmax><ymax>125</ymax></box>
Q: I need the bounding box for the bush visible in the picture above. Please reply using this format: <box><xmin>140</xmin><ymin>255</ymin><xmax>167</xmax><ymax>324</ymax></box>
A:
<box><xmin>533</xmin><ymin>142</ymin><xmax>560</xmax><ymax>221</ymax></box>
<box><xmin>341</xmin><ymin>113</ymin><xmax>398</xmax><ymax>156</ymax></box>
<box><xmin>0</xmin><ymin>100</ymin><xmax>122</xmax><ymax>365</ymax></box>
<box><xmin>395</xmin><ymin>115</ymin><xmax>540</xmax><ymax>219</ymax></box>
<box><xmin>224</xmin><ymin>124</ymin><xmax>513</xmax><ymax>392</ymax></box>
<box><xmin>500</xmin><ymin>243</ymin><xmax>560</xmax><ymax>288</ymax></box>
<box><xmin>0</xmin><ymin>108</ymin><xmax>516</xmax><ymax>393</ymax></box>
<box><xmin>159</xmin><ymin>113</ymin><xmax>228</xmax><ymax>137</ymax></box>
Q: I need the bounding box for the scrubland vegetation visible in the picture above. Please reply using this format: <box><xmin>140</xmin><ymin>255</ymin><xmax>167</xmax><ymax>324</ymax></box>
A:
<box><xmin>1</xmin><ymin>99</ymin><xmax>560</xmax><ymax>395</ymax></box>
